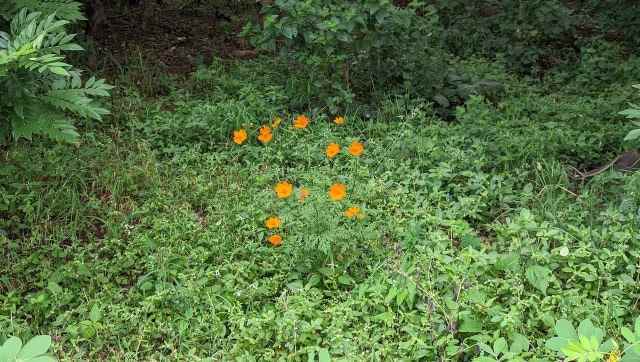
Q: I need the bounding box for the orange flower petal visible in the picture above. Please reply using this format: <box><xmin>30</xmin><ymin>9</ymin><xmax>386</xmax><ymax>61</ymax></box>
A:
<box><xmin>268</xmin><ymin>234</ymin><xmax>283</xmax><ymax>246</ymax></box>
<box><xmin>348</xmin><ymin>141</ymin><xmax>364</xmax><ymax>156</ymax></box>
<box><xmin>265</xmin><ymin>216</ymin><xmax>281</xmax><ymax>229</ymax></box>
<box><xmin>328</xmin><ymin>183</ymin><xmax>347</xmax><ymax>201</ymax></box>
<box><xmin>233</xmin><ymin>129</ymin><xmax>248</xmax><ymax>145</ymax></box>
<box><xmin>326</xmin><ymin>143</ymin><xmax>341</xmax><ymax>159</ymax></box>
<box><xmin>293</xmin><ymin>115</ymin><xmax>309</xmax><ymax>129</ymax></box>
<box><xmin>274</xmin><ymin>181</ymin><xmax>294</xmax><ymax>199</ymax></box>
<box><xmin>299</xmin><ymin>187</ymin><xmax>310</xmax><ymax>202</ymax></box>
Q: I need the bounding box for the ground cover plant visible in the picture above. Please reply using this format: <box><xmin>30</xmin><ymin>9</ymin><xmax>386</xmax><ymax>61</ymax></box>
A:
<box><xmin>2</xmin><ymin>0</ymin><xmax>640</xmax><ymax>361</ymax></box>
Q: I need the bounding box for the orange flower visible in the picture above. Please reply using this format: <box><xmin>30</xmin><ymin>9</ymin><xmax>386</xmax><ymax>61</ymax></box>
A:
<box><xmin>344</xmin><ymin>206</ymin><xmax>361</xmax><ymax>219</ymax></box>
<box><xmin>293</xmin><ymin>114</ymin><xmax>309</xmax><ymax>129</ymax></box>
<box><xmin>268</xmin><ymin>234</ymin><xmax>283</xmax><ymax>246</ymax></box>
<box><xmin>274</xmin><ymin>181</ymin><xmax>293</xmax><ymax>199</ymax></box>
<box><xmin>326</xmin><ymin>143</ymin><xmax>341</xmax><ymax>159</ymax></box>
<box><xmin>259</xmin><ymin>125</ymin><xmax>272</xmax><ymax>135</ymax></box>
<box><xmin>348</xmin><ymin>140</ymin><xmax>364</xmax><ymax>157</ymax></box>
<box><xmin>264</xmin><ymin>216</ymin><xmax>281</xmax><ymax>229</ymax></box>
<box><xmin>334</xmin><ymin>116</ymin><xmax>345</xmax><ymax>125</ymax></box>
<box><xmin>272</xmin><ymin>117</ymin><xmax>282</xmax><ymax>128</ymax></box>
<box><xmin>299</xmin><ymin>187</ymin><xmax>310</xmax><ymax>202</ymax></box>
<box><xmin>258</xmin><ymin>132</ymin><xmax>273</xmax><ymax>143</ymax></box>
<box><xmin>233</xmin><ymin>129</ymin><xmax>247</xmax><ymax>145</ymax></box>
<box><xmin>328</xmin><ymin>183</ymin><xmax>347</xmax><ymax>201</ymax></box>
<box><xmin>257</xmin><ymin>126</ymin><xmax>273</xmax><ymax>143</ymax></box>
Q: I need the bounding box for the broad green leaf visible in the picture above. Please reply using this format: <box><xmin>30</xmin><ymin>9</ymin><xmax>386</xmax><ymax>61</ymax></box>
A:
<box><xmin>472</xmin><ymin>357</ymin><xmax>497</xmax><ymax>362</ymax></box>
<box><xmin>545</xmin><ymin>337</ymin><xmax>569</xmax><ymax>352</ymax></box>
<box><xmin>599</xmin><ymin>339</ymin><xmax>616</xmax><ymax>353</ymax></box>
<box><xmin>318</xmin><ymin>348</ymin><xmax>331</xmax><ymax>362</ymax></box>
<box><xmin>459</xmin><ymin>317</ymin><xmax>482</xmax><ymax>333</ymax></box>
<box><xmin>578</xmin><ymin>320</ymin><xmax>603</xmax><ymax>343</ymax></box>
<box><xmin>493</xmin><ymin>338</ymin><xmax>507</xmax><ymax>355</ymax></box>
<box><xmin>24</xmin><ymin>356</ymin><xmax>56</xmax><ymax>362</ymax></box>
<box><xmin>621</xmin><ymin>327</ymin><xmax>635</xmax><ymax>344</ymax></box>
<box><xmin>16</xmin><ymin>335</ymin><xmax>51</xmax><ymax>360</ymax></box>
<box><xmin>526</xmin><ymin>265</ymin><xmax>551</xmax><ymax>294</ymax></box>
<box><xmin>555</xmin><ymin>319</ymin><xmax>577</xmax><ymax>340</ymax></box>
<box><xmin>510</xmin><ymin>333</ymin><xmax>530</xmax><ymax>354</ymax></box>
<box><xmin>0</xmin><ymin>337</ymin><xmax>22</xmax><ymax>361</ymax></box>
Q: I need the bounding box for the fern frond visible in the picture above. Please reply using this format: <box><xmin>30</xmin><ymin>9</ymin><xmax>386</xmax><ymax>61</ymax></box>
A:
<box><xmin>44</xmin><ymin>76</ymin><xmax>113</xmax><ymax>120</ymax></box>
<box><xmin>9</xmin><ymin>104</ymin><xmax>79</xmax><ymax>143</ymax></box>
<box><xmin>10</xmin><ymin>0</ymin><xmax>85</xmax><ymax>22</ymax></box>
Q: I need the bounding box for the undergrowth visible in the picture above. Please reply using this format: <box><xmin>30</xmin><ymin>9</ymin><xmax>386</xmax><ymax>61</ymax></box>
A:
<box><xmin>1</xmin><ymin>55</ymin><xmax>639</xmax><ymax>361</ymax></box>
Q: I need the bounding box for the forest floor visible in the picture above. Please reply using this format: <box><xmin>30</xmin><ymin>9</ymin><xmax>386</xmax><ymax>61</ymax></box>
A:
<box><xmin>2</xmin><ymin>42</ymin><xmax>640</xmax><ymax>360</ymax></box>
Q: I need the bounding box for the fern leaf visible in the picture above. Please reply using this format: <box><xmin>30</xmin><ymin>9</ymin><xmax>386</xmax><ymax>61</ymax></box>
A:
<box><xmin>10</xmin><ymin>0</ymin><xmax>85</xmax><ymax>22</ymax></box>
<box><xmin>9</xmin><ymin>105</ymin><xmax>79</xmax><ymax>143</ymax></box>
<box><xmin>44</xmin><ymin>76</ymin><xmax>112</xmax><ymax>120</ymax></box>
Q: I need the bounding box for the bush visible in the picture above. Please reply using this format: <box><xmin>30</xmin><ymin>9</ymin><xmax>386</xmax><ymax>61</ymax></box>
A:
<box><xmin>243</xmin><ymin>0</ymin><xmax>450</xmax><ymax>112</ymax></box>
<box><xmin>0</xmin><ymin>1</ymin><xmax>111</xmax><ymax>144</ymax></box>
<box><xmin>620</xmin><ymin>84</ymin><xmax>640</xmax><ymax>148</ymax></box>
<box><xmin>435</xmin><ymin>0</ymin><xmax>578</xmax><ymax>75</ymax></box>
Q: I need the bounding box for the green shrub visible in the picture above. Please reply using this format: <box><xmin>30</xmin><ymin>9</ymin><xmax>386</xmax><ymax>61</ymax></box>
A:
<box><xmin>435</xmin><ymin>0</ymin><xmax>577</xmax><ymax>75</ymax></box>
<box><xmin>620</xmin><ymin>84</ymin><xmax>640</xmax><ymax>148</ymax></box>
<box><xmin>0</xmin><ymin>2</ymin><xmax>111</xmax><ymax>144</ymax></box>
<box><xmin>243</xmin><ymin>0</ymin><xmax>451</xmax><ymax>112</ymax></box>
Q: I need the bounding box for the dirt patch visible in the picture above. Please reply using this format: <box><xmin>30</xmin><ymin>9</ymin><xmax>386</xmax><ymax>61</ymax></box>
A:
<box><xmin>89</xmin><ymin>3</ymin><xmax>258</xmax><ymax>76</ymax></box>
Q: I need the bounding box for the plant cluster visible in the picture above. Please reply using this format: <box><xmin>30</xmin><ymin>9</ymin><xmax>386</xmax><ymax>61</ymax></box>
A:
<box><xmin>620</xmin><ymin>84</ymin><xmax>640</xmax><ymax>148</ymax></box>
<box><xmin>0</xmin><ymin>1</ymin><xmax>112</xmax><ymax>144</ymax></box>
<box><xmin>231</xmin><ymin>113</ymin><xmax>369</xmax><ymax>262</ymax></box>
<box><xmin>243</xmin><ymin>0</ymin><xmax>448</xmax><ymax>112</ymax></box>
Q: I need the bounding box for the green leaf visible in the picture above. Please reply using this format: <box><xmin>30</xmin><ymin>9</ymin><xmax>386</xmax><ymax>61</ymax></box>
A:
<box><xmin>16</xmin><ymin>335</ymin><xmax>51</xmax><ymax>360</ymax></box>
<box><xmin>48</xmin><ymin>66</ymin><xmax>69</xmax><ymax>76</ymax></box>
<box><xmin>620</xmin><ymin>109</ymin><xmax>640</xmax><ymax>119</ymax></box>
<box><xmin>459</xmin><ymin>317</ymin><xmax>482</xmax><ymax>333</ymax></box>
<box><xmin>525</xmin><ymin>265</ymin><xmax>551</xmax><ymax>294</ymax></box>
<box><xmin>545</xmin><ymin>337</ymin><xmax>568</xmax><ymax>352</ymax></box>
<box><xmin>493</xmin><ymin>338</ymin><xmax>507</xmax><ymax>355</ymax></box>
<box><xmin>621</xmin><ymin>327</ymin><xmax>635</xmax><ymax>344</ymax></box>
<box><xmin>0</xmin><ymin>337</ymin><xmax>22</xmax><ymax>362</ymax></box>
<box><xmin>89</xmin><ymin>304</ymin><xmax>102</xmax><ymax>322</ymax></box>
<box><xmin>318</xmin><ymin>348</ymin><xmax>331</xmax><ymax>362</ymax></box>
<box><xmin>24</xmin><ymin>357</ymin><xmax>56</xmax><ymax>362</ymax></box>
<box><xmin>473</xmin><ymin>358</ymin><xmax>497</xmax><ymax>362</ymax></box>
<box><xmin>555</xmin><ymin>319</ymin><xmax>578</xmax><ymax>340</ymax></box>
<box><xmin>624</xmin><ymin>129</ymin><xmax>640</xmax><ymax>141</ymax></box>
<box><xmin>578</xmin><ymin>319</ymin><xmax>603</xmax><ymax>344</ymax></box>
<box><xmin>510</xmin><ymin>333</ymin><xmax>530</xmax><ymax>354</ymax></box>
<box><xmin>337</xmin><ymin>274</ymin><xmax>354</xmax><ymax>285</ymax></box>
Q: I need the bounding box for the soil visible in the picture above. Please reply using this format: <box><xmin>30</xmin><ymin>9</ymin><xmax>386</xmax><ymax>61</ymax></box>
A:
<box><xmin>88</xmin><ymin>3</ymin><xmax>259</xmax><ymax>76</ymax></box>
